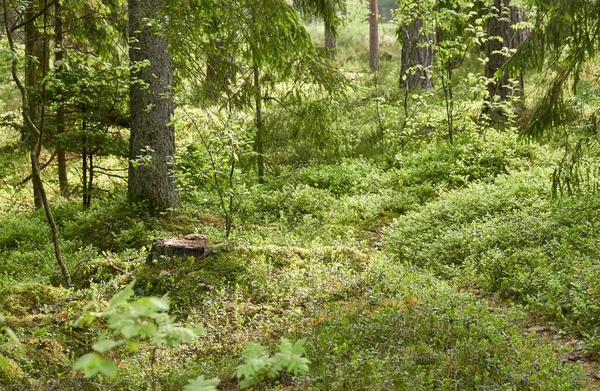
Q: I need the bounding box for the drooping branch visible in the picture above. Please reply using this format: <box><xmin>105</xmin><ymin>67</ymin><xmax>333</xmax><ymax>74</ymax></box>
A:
<box><xmin>10</xmin><ymin>0</ymin><xmax>58</xmax><ymax>31</ymax></box>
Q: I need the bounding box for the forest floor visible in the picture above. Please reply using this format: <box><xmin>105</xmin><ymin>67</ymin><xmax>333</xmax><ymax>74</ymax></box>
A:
<box><xmin>3</xmin><ymin>125</ymin><xmax>600</xmax><ymax>390</ymax></box>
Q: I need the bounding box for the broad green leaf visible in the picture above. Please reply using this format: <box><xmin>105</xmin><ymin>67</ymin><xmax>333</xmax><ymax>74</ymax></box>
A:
<box><xmin>73</xmin><ymin>353</ymin><xmax>118</xmax><ymax>379</ymax></box>
<box><xmin>97</xmin><ymin>358</ymin><xmax>118</xmax><ymax>379</ymax></box>
<box><xmin>92</xmin><ymin>339</ymin><xmax>124</xmax><ymax>353</ymax></box>
<box><xmin>182</xmin><ymin>375</ymin><xmax>220</xmax><ymax>391</ymax></box>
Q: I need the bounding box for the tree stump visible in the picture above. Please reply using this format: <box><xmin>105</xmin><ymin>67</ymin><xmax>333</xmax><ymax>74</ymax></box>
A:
<box><xmin>146</xmin><ymin>234</ymin><xmax>211</xmax><ymax>264</ymax></box>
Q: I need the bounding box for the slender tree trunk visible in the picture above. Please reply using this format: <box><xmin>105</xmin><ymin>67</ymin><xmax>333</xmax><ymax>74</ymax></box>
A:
<box><xmin>24</xmin><ymin>0</ymin><xmax>45</xmax><ymax>209</ymax></box>
<box><xmin>54</xmin><ymin>0</ymin><xmax>68</xmax><ymax>195</ymax></box>
<box><xmin>3</xmin><ymin>0</ymin><xmax>71</xmax><ymax>287</ymax></box>
<box><xmin>253</xmin><ymin>65</ymin><xmax>264</xmax><ymax>182</ymax></box>
<box><xmin>341</xmin><ymin>0</ymin><xmax>347</xmax><ymax>18</ymax></box>
<box><xmin>324</xmin><ymin>21</ymin><xmax>337</xmax><ymax>58</ymax></box>
<box><xmin>128</xmin><ymin>0</ymin><xmax>180</xmax><ymax>211</ymax></box>
<box><xmin>369</xmin><ymin>0</ymin><xmax>378</xmax><ymax>71</ymax></box>
<box><xmin>400</xmin><ymin>18</ymin><xmax>434</xmax><ymax>90</ymax></box>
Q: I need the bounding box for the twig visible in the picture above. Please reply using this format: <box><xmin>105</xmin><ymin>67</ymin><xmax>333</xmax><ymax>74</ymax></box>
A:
<box><xmin>101</xmin><ymin>251</ymin><xmax>126</xmax><ymax>274</ymax></box>
<box><xmin>15</xmin><ymin>151</ymin><xmax>57</xmax><ymax>186</ymax></box>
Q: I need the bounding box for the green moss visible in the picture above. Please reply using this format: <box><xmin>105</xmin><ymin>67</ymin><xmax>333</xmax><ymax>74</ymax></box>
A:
<box><xmin>244</xmin><ymin>245</ymin><xmax>370</xmax><ymax>271</ymax></box>
<box><xmin>25</xmin><ymin>338</ymin><xmax>69</xmax><ymax>367</ymax></box>
<box><xmin>0</xmin><ymin>283</ymin><xmax>67</xmax><ymax>316</ymax></box>
<box><xmin>135</xmin><ymin>244</ymin><xmax>248</xmax><ymax>307</ymax></box>
<box><xmin>0</xmin><ymin>354</ymin><xmax>24</xmax><ymax>385</ymax></box>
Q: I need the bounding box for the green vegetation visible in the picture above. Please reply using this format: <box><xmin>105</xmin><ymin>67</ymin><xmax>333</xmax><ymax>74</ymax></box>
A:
<box><xmin>2</xmin><ymin>0</ymin><xmax>600</xmax><ymax>389</ymax></box>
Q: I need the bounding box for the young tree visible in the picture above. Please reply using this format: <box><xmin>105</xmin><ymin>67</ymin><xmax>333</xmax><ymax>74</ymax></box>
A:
<box><xmin>3</xmin><ymin>0</ymin><xmax>72</xmax><ymax>287</ymax></box>
<box><xmin>127</xmin><ymin>0</ymin><xmax>180</xmax><ymax>211</ymax></box>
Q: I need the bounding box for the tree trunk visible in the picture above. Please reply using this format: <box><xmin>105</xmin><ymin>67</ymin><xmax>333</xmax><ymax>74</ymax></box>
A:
<box><xmin>54</xmin><ymin>0</ymin><xmax>68</xmax><ymax>195</ymax></box>
<box><xmin>128</xmin><ymin>0</ymin><xmax>180</xmax><ymax>211</ymax></box>
<box><xmin>369</xmin><ymin>0</ymin><xmax>378</xmax><ymax>71</ymax></box>
<box><xmin>3</xmin><ymin>0</ymin><xmax>72</xmax><ymax>287</ymax></box>
<box><xmin>484</xmin><ymin>0</ymin><xmax>511</xmax><ymax>106</ymax></box>
<box><xmin>399</xmin><ymin>18</ymin><xmax>434</xmax><ymax>90</ymax></box>
<box><xmin>509</xmin><ymin>6</ymin><xmax>529</xmax><ymax>98</ymax></box>
<box><xmin>253</xmin><ymin>65</ymin><xmax>264</xmax><ymax>182</ymax></box>
<box><xmin>324</xmin><ymin>21</ymin><xmax>337</xmax><ymax>58</ymax></box>
<box><xmin>24</xmin><ymin>0</ymin><xmax>45</xmax><ymax>209</ymax></box>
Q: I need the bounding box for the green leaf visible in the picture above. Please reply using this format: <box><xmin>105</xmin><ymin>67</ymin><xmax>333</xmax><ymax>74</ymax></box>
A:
<box><xmin>97</xmin><ymin>358</ymin><xmax>118</xmax><ymax>379</ymax></box>
<box><xmin>234</xmin><ymin>342</ymin><xmax>270</xmax><ymax>383</ymax></box>
<box><xmin>274</xmin><ymin>338</ymin><xmax>310</xmax><ymax>375</ymax></box>
<box><xmin>107</xmin><ymin>281</ymin><xmax>136</xmax><ymax>310</ymax></box>
<box><xmin>92</xmin><ymin>339</ymin><xmax>124</xmax><ymax>353</ymax></box>
<box><xmin>182</xmin><ymin>375</ymin><xmax>220</xmax><ymax>391</ymax></box>
<box><xmin>148</xmin><ymin>296</ymin><xmax>170</xmax><ymax>311</ymax></box>
<box><xmin>73</xmin><ymin>353</ymin><xmax>118</xmax><ymax>379</ymax></box>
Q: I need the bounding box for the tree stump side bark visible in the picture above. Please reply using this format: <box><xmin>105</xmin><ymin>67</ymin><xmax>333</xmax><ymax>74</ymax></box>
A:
<box><xmin>146</xmin><ymin>234</ymin><xmax>211</xmax><ymax>264</ymax></box>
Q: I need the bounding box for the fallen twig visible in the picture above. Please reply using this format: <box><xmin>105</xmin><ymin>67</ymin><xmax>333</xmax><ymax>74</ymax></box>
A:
<box><xmin>101</xmin><ymin>251</ymin><xmax>126</xmax><ymax>274</ymax></box>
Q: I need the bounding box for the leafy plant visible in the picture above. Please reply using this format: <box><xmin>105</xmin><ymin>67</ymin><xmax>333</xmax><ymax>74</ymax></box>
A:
<box><xmin>234</xmin><ymin>338</ymin><xmax>310</xmax><ymax>389</ymax></box>
<box><xmin>73</xmin><ymin>281</ymin><xmax>204</xmax><ymax>383</ymax></box>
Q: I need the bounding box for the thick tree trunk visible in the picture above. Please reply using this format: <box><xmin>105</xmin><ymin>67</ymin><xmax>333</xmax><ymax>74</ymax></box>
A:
<box><xmin>484</xmin><ymin>0</ymin><xmax>511</xmax><ymax>103</ymax></box>
<box><xmin>399</xmin><ymin>18</ymin><xmax>434</xmax><ymax>90</ymax></box>
<box><xmin>54</xmin><ymin>0</ymin><xmax>68</xmax><ymax>195</ymax></box>
<box><xmin>509</xmin><ymin>6</ymin><xmax>529</xmax><ymax>98</ymax></box>
<box><xmin>369</xmin><ymin>0</ymin><xmax>378</xmax><ymax>71</ymax></box>
<box><xmin>128</xmin><ymin>0</ymin><xmax>180</xmax><ymax>211</ymax></box>
<box><xmin>324</xmin><ymin>21</ymin><xmax>337</xmax><ymax>58</ymax></box>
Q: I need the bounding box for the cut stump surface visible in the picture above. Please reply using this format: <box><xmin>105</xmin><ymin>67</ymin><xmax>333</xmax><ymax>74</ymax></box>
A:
<box><xmin>146</xmin><ymin>234</ymin><xmax>211</xmax><ymax>264</ymax></box>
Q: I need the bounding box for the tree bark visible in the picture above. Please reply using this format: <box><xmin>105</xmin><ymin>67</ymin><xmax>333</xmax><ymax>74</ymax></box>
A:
<box><xmin>509</xmin><ymin>6</ymin><xmax>529</xmax><ymax>98</ymax></box>
<box><xmin>54</xmin><ymin>0</ymin><xmax>68</xmax><ymax>195</ymax></box>
<box><xmin>369</xmin><ymin>0</ymin><xmax>378</xmax><ymax>71</ymax></box>
<box><xmin>484</xmin><ymin>0</ymin><xmax>511</xmax><ymax>103</ymax></box>
<box><xmin>253</xmin><ymin>65</ymin><xmax>264</xmax><ymax>182</ymax></box>
<box><xmin>128</xmin><ymin>0</ymin><xmax>180</xmax><ymax>211</ymax></box>
<box><xmin>400</xmin><ymin>18</ymin><xmax>434</xmax><ymax>90</ymax></box>
<box><xmin>24</xmin><ymin>0</ymin><xmax>45</xmax><ymax>209</ymax></box>
<box><xmin>324</xmin><ymin>21</ymin><xmax>337</xmax><ymax>58</ymax></box>
<box><xmin>3</xmin><ymin>0</ymin><xmax>72</xmax><ymax>287</ymax></box>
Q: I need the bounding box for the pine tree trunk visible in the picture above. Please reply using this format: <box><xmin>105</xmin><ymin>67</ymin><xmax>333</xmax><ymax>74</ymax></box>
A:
<box><xmin>484</xmin><ymin>0</ymin><xmax>511</xmax><ymax>103</ymax></box>
<box><xmin>369</xmin><ymin>0</ymin><xmax>379</xmax><ymax>71</ymax></box>
<box><xmin>128</xmin><ymin>0</ymin><xmax>180</xmax><ymax>211</ymax></box>
<box><xmin>324</xmin><ymin>21</ymin><xmax>337</xmax><ymax>58</ymax></box>
<box><xmin>510</xmin><ymin>6</ymin><xmax>529</xmax><ymax>98</ymax></box>
<box><xmin>54</xmin><ymin>0</ymin><xmax>68</xmax><ymax>195</ymax></box>
<box><xmin>399</xmin><ymin>18</ymin><xmax>433</xmax><ymax>90</ymax></box>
